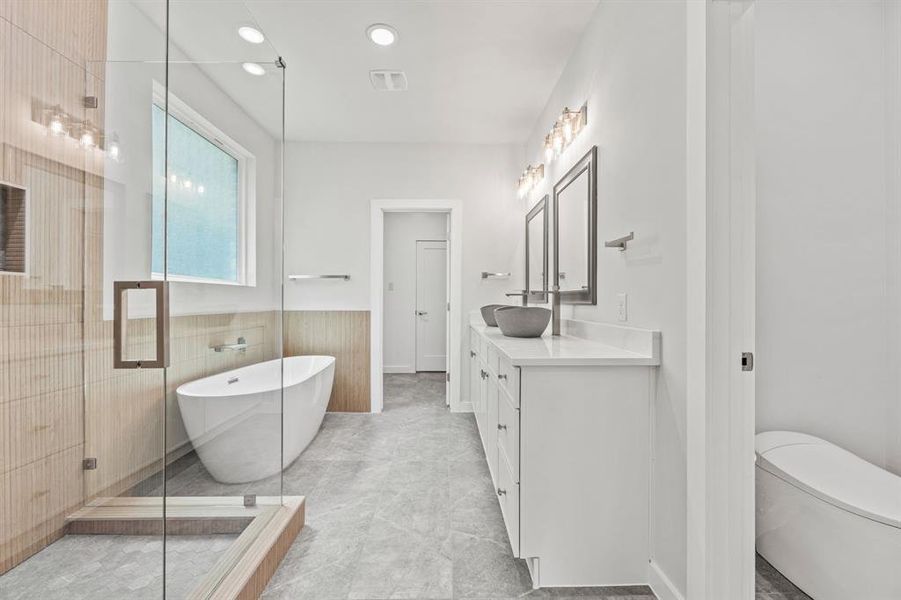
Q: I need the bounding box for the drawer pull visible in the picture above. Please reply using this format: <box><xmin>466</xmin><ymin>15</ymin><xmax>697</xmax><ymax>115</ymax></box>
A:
<box><xmin>497</xmin><ymin>488</ymin><xmax>507</xmax><ymax>497</ymax></box>
<box><xmin>470</xmin><ymin>351</ymin><xmax>477</xmax><ymax>358</ymax></box>
<box><xmin>497</xmin><ymin>424</ymin><xmax>507</xmax><ymax>431</ymax></box>
<box><xmin>480</xmin><ymin>369</ymin><xmax>488</xmax><ymax>380</ymax></box>
<box><xmin>498</xmin><ymin>374</ymin><xmax>507</xmax><ymax>381</ymax></box>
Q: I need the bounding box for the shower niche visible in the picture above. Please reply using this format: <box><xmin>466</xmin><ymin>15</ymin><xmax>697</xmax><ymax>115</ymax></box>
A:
<box><xmin>0</xmin><ymin>182</ymin><xmax>26</xmax><ymax>274</ymax></box>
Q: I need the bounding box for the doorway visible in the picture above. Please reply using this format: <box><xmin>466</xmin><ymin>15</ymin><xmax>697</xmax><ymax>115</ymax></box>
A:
<box><xmin>370</xmin><ymin>200</ymin><xmax>463</xmax><ymax>413</ymax></box>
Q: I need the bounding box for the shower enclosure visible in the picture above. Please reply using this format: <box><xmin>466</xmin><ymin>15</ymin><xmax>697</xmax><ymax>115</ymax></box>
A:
<box><xmin>0</xmin><ymin>0</ymin><xmax>289</xmax><ymax>597</ymax></box>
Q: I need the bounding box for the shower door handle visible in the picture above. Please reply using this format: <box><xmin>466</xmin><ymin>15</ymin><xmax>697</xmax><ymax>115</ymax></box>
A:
<box><xmin>113</xmin><ymin>280</ymin><xmax>169</xmax><ymax>369</ymax></box>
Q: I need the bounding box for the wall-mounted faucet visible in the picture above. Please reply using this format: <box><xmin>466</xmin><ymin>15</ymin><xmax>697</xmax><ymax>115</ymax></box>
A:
<box><xmin>212</xmin><ymin>337</ymin><xmax>247</xmax><ymax>353</ymax></box>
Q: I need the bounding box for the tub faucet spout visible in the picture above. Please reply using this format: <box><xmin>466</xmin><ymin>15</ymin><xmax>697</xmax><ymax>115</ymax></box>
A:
<box><xmin>212</xmin><ymin>337</ymin><xmax>247</xmax><ymax>353</ymax></box>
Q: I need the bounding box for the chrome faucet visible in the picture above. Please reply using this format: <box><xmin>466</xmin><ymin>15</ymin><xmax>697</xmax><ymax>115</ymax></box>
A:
<box><xmin>212</xmin><ymin>336</ymin><xmax>247</xmax><ymax>353</ymax></box>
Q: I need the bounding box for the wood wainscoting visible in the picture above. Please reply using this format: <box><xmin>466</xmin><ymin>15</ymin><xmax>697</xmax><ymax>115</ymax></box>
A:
<box><xmin>284</xmin><ymin>311</ymin><xmax>371</xmax><ymax>412</ymax></box>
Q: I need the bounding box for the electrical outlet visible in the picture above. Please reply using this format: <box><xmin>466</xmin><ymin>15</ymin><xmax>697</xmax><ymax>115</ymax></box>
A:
<box><xmin>617</xmin><ymin>293</ymin><xmax>628</xmax><ymax>322</ymax></box>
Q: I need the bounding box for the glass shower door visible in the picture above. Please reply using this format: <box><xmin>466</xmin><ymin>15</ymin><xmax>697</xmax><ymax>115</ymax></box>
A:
<box><xmin>160</xmin><ymin>2</ymin><xmax>286</xmax><ymax>596</ymax></box>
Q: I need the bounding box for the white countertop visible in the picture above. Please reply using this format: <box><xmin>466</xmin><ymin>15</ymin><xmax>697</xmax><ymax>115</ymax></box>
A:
<box><xmin>470</xmin><ymin>322</ymin><xmax>661</xmax><ymax>367</ymax></box>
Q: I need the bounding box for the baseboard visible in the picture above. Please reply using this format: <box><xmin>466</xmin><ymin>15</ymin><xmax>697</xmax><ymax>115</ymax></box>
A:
<box><xmin>383</xmin><ymin>365</ymin><xmax>415</xmax><ymax>374</ymax></box>
<box><xmin>648</xmin><ymin>561</ymin><xmax>685</xmax><ymax>600</ymax></box>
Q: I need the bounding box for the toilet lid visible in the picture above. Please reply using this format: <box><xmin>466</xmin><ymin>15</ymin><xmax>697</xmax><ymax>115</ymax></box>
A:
<box><xmin>756</xmin><ymin>431</ymin><xmax>901</xmax><ymax>529</ymax></box>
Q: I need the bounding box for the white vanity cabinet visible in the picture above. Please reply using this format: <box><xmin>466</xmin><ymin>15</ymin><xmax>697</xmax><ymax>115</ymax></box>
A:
<box><xmin>468</xmin><ymin>321</ymin><xmax>660</xmax><ymax>589</ymax></box>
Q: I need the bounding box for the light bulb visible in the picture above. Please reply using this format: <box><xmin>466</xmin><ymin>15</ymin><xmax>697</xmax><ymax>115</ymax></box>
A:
<box><xmin>106</xmin><ymin>134</ymin><xmax>121</xmax><ymax>161</ymax></box>
<box><xmin>544</xmin><ymin>135</ymin><xmax>554</xmax><ymax>161</ymax></box>
<box><xmin>198</xmin><ymin>185</ymin><xmax>205</xmax><ymax>195</ymax></box>
<box><xmin>79</xmin><ymin>128</ymin><xmax>95</xmax><ymax>149</ymax></box>
<box><xmin>170</xmin><ymin>174</ymin><xmax>177</xmax><ymax>184</ymax></box>
<box><xmin>242</xmin><ymin>62</ymin><xmax>266</xmax><ymax>76</ymax></box>
<box><xmin>563</xmin><ymin>118</ymin><xmax>574</xmax><ymax>143</ymax></box>
<box><xmin>367</xmin><ymin>24</ymin><xmax>398</xmax><ymax>47</ymax></box>
<box><xmin>49</xmin><ymin>116</ymin><xmax>65</xmax><ymax>136</ymax></box>
<box><xmin>238</xmin><ymin>26</ymin><xmax>265</xmax><ymax>44</ymax></box>
<box><xmin>184</xmin><ymin>179</ymin><xmax>192</xmax><ymax>189</ymax></box>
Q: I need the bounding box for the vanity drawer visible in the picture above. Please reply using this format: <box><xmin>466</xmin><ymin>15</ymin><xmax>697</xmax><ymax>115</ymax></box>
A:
<box><xmin>497</xmin><ymin>450</ymin><xmax>520</xmax><ymax>556</ymax></box>
<box><xmin>496</xmin><ymin>355</ymin><xmax>519</xmax><ymax>406</ymax></box>
<box><xmin>497</xmin><ymin>389</ymin><xmax>519</xmax><ymax>480</ymax></box>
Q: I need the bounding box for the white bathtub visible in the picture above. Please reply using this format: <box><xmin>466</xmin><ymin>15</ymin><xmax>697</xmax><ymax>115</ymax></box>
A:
<box><xmin>177</xmin><ymin>356</ymin><xmax>335</xmax><ymax>483</ymax></box>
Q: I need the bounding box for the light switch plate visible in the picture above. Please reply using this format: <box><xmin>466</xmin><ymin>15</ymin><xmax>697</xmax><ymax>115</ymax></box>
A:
<box><xmin>617</xmin><ymin>293</ymin><xmax>628</xmax><ymax>322</ymax></box>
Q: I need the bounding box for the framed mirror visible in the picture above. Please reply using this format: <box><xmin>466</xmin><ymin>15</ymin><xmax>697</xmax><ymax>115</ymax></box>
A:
<box><xmin>525</xmin><ymin>195</ymin><xmax>549</xmax><ymax>303</ymax></box>
<box><xmin>553</xmin><ymin>145</ymin><xmax>597</xmax><ymax>304</ymax></box>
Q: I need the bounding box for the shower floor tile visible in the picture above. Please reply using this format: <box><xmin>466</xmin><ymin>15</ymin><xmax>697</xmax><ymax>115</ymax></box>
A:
<box><xmin>0</xmin><ymin>533</ymin><xmax>237</xmax><ymax>599</ymax></box>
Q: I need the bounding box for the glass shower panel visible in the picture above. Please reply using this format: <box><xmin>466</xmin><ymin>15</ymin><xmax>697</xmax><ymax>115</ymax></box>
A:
<box><xmin>163</xmin><ymin>1</ymin><xmax>285</xmax><ymax>596</ymax></box>
<box><xmin>0</xmin><ymin>0</ymin><xmax>169</xmax><ymax>597</ymax></box>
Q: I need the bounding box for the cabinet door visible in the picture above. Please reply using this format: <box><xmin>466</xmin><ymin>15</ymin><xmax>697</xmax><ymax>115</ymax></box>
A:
<box><xmin>486</xmin><ymin>372</ymin><xmax>499</xmax><ymax>483</ymax></box>
<box><xmin>470</xmin><ymin>351</ymin><xmax>482</xmax><ymax>430</ymax></box>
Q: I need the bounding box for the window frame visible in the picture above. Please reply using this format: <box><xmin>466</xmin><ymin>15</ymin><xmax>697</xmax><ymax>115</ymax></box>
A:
<box><xmin>151</xmin><ymin>82</ymin><xmax>256</xmax><ymax>287</ymax></box>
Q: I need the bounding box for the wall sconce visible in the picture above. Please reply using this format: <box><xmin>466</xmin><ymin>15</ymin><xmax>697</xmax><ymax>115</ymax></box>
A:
<box><xmin>33</xmin><ymin>98</ymin><xmax>121</xmax><ymax>160</ymax></box>
<box><xmin>517</xmin><ymin>163</ymin><xmax>544</xmax><ymax>198</ymax></box>
<box><xmin>543</xmin><ymin>103</ymin><xmax>587</xmax><ymax>163</ymax></box>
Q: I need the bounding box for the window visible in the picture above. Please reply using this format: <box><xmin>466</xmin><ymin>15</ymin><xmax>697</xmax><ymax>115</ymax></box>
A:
<box><xmin>151</xmin><ymin>90</ymin><xmax>255</xmax><ymax>285</ymax></box>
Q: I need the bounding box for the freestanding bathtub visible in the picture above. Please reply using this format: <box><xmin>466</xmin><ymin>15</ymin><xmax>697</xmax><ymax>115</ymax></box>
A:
<box><xmin>756</xmin><ymin>431</ymin><xmax>901</xmax><ymax>600</ymax></box>
<box><xmin>177</xmin><ymin>356</ymin><xmax>335</xmax><ymax>483</ymax></box>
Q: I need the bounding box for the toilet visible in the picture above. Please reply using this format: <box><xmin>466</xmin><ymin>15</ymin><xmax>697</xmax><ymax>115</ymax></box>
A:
<box><xmin>756</xmin><ymin>431</ymin><xmax>901</xmax><ymax>600</ymax></box>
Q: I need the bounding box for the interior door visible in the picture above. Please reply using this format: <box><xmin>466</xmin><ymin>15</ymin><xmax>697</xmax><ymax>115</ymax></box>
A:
<box><xmin>415</xmin><ymin>240</ymin><xmax>448</xmax><ymax>372</ymax></box>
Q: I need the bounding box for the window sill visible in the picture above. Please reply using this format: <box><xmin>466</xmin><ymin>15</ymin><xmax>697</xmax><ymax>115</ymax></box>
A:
<box><xmin>151</xmin><ymin>272</ymin><xmax>255</xmax><ymax>287</ymax></box>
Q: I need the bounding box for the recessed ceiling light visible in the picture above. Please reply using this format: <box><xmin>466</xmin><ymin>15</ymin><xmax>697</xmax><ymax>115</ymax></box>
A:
<box><xmin>238</xmin><ymin>26</ymin><xmax>265</xmax><ymax>44</ymax></box>
<box><xmin>366</xmin><ymin>23</ymin><xmax>398</xmax><ymax>47</ymax></box>
<box><xmin>242</xmin><ymin>62</ymin><xmax>266</xmax><ymax>76</ymax></box>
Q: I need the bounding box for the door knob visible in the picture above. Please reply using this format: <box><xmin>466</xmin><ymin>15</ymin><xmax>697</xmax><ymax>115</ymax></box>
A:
<box><xmin>416</xmin><ymin>310</ymin><xmax>428</xmax><ymax>316</ymax></box>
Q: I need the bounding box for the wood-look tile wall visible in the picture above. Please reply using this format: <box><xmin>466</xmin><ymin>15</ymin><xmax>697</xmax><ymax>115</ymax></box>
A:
<box><xmin>283</xmin><ymin>311</ymin><xmax>371</xmax><ymax>412</ymax></box>
<box><xmin>0</xmin><ymin>0</ymin><xmax>108</xmax><ymax>574</ymax></box>
<box><xmin>83</xmin><ymin>311</ymin><xmax>282</xmax><ymax>501</ymax></box>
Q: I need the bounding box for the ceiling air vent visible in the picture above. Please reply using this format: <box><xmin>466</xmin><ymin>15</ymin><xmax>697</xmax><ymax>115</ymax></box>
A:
<box><xmin>370</xmin><ymin>70</ymin><xmax>408</xmax><ymax>92</ymax></box>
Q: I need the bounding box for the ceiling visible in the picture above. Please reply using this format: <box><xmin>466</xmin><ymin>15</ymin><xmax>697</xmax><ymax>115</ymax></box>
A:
<box><xmin>164</xmin><ymin>0</ymin><xmax>599</xmax><ymax>144</ymax></box>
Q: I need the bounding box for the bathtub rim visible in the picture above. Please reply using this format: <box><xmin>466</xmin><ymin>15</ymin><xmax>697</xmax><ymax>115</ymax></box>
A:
<box><xmin>176</xmin><ymin>355</ymin><xmax>335</xmax><ymax>400</ymax></box>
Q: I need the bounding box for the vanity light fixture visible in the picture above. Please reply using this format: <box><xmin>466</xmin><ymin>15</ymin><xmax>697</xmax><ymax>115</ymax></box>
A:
<box><xmin>367</xmin><ymin>23</ymin><xmax>398</xmax><ymax>47</ymax></box>
<box><xmin>238</xmin><ymin>26</ymin><xmax>265</xmax><ymax>44</ymax></box>
<box><xmin>517</xmin><ymin>164</ymin><xmax>544</xmax><ymax>198</ymax></box>
<box><xmin>543</xmin><ymin>103</ymin><xmax>587</xmax><ymax>163</ymax></box>
<box><xmin>242</xmin><ymin>62</ymin><xmax>266</xmax><ymax>76</ymax></box>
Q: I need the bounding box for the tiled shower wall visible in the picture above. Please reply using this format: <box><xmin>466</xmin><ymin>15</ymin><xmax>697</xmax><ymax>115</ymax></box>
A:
<box><xmin>0</xmin><ymin>0</ymin><xmax>108</xmax><ymax>574</ymax></box>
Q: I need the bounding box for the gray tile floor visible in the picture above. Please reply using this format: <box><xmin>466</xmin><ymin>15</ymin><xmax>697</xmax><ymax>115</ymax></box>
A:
<box><xmin>260</xmin><ymin>373</ymin><xmax>655</xmax><ymax>600</ymax></box>
<box><xmin>0</xmin><ymin>373</ymin><xmax>810</xmax><ymax>600</ymax></box>
<box><xmin>755</xmin><ymin>554</ymin><xmax>811</xmax><ymax>600</ymax></box>
<box><xmin>0</xmin><ymin>533</ymin><xmax>236</xmax><ymax>599</ymax></box>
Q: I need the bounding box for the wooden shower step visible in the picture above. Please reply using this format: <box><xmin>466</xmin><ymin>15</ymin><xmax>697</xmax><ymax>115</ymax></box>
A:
<box><xmin>65</xmin><ymin>496</ymin><xmax>306</xmax><ymax>599</ymax></box>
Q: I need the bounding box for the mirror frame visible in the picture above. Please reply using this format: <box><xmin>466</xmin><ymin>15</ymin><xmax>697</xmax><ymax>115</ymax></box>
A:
<box><xmin>524</xmin><ymin>195</ymin><xmax>549</xmax><ymax>304</ymax></box>
<box><xmin>553</xmin><ymin>145</ymin><xmax>597</xmax><ymax>305</ymax></box>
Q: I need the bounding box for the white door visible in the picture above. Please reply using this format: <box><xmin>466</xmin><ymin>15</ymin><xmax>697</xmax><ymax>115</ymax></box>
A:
<box><xmin>415</xmin><ymin>240</ymin><xmax>448</xmax><ymax>372</ymax></box>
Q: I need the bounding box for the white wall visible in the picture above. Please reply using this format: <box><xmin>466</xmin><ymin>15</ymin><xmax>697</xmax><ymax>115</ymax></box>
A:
<box><xmin>519</xmin><ymin>0</ymin><xmax>688</xmax><ymax>594</ymax></box>
<box><xmin>755</xmin><ymin>1</ymin><xmax>896</xmax><ymax>469</ymax></box>
<box><xmin>284</xmin><ymin>142</ymin><xmax>522</xmax><ymax>403</ymax></box>
<box><xmin>383</xmin><ymin>212</ymin><xmax>448</xmax><ymax>373</ymax></box>
<box><xmin>103</xmin><ymin>1</ymin><xmax>281</xmax><ymax>318</ymax></box>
